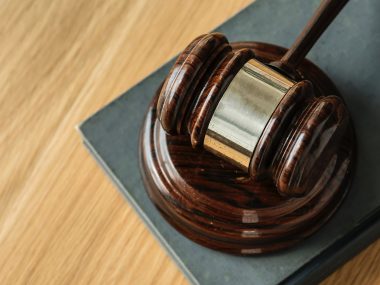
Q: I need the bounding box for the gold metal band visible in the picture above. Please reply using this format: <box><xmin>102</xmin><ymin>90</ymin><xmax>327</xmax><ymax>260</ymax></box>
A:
<box><xmin>204</xmin><ymin>59</ymin><xmax>294</xmax><ymax>171</ymax></box>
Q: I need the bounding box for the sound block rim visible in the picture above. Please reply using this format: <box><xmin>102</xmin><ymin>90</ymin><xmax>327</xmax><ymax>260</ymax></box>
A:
<box><xmin>139</xmin><ymin>42</ymin><xmax>355</xmax><ymax>255</ymax></box>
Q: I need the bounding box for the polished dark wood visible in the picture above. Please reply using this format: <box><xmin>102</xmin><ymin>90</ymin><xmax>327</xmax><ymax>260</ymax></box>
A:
<box><xmin>157</xmin><ymin>33</ymin><xmax>255</xmax><ymax>147</ymax></box>
<box><xmin>139</xmin><ymin>42</ymin><xmax>355</xmax><ymax>254</ymax></box>
<box><xmin>272</xmin><ymin>0</ymin><xmax>350</xmax><ymax>74</ymax></box>
<box><xmin>248</xmin><ymin>80</ymin><xmax>315</xmax><ymax>179</ymax></box>
<box><xmin>273</xmin><ymin>95</ymin><xmax>349</xmax><ymax>196</ymax></box>
<box><xmin>157</xmin><ymin>33</ymin><xmax>232</xmax><ymax>135</ymax></box>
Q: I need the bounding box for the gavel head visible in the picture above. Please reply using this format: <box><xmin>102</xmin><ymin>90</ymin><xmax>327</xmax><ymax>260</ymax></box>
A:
<box><xmin>157</xmin><ymin>33</ymin><xmax>349</xmax><ymax>197</ymax></box>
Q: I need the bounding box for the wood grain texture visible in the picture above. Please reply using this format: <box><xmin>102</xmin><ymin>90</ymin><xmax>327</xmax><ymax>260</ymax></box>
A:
<box><xmin>0</xmin><ymin>0</ymin><xmax>378</xmax><ymax>284</ymax></box>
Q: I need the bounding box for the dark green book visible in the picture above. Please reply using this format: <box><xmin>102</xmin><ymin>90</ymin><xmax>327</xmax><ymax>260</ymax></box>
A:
<box><xmin>78</xmin><ymin>0</ymin><xmax>380</xmax><ymax>284</ymax></box>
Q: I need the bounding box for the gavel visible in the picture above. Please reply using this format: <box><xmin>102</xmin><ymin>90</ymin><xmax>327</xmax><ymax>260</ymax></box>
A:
<box><xmin>140</xmin><ymin>0</ymin><xmax>355</xmax><ymax>254</ymax></box>
<box><xmin>156</xmin><ymin>0</ymin><xmax>350</xmax><ymax>197</ymax></box>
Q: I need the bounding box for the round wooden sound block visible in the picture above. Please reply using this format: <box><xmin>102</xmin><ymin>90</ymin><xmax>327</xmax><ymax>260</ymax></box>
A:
<box><xmin>139</xmin><ymin>42</ymin><xmax>355</xmax><ymax>255</ymax></box>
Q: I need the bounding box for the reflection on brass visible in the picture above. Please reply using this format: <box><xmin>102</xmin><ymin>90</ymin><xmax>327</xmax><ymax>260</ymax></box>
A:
<box><xmin>204</xmin><ymin>59</ymin><xmax>294</xmax><ymax>170</ymax></box>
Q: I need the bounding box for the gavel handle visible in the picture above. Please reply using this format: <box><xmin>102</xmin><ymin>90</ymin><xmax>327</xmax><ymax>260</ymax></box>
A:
<box><xmin>279</xmin><ymin>0</ymin><xmax>349</xmax><ymax>71</ymax></box>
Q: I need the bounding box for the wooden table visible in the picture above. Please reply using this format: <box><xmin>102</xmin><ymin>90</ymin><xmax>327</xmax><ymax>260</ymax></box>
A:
<box><xmin>1</xmin><ymin>0</ymin><xmax>379</xmax><ymax>284</ymax></box>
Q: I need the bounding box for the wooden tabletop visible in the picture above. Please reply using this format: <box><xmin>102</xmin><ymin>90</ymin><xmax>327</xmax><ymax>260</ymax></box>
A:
<box><xmin>1</xmin><ymin>0</ymin><xmax>379</xmax><ymax>284</ymax></box>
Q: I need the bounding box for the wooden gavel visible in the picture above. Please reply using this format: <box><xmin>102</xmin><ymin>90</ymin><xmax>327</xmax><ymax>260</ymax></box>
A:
<box><xmin>140</xmin><ymin>0</ymin><xmax>355</xmax><ymax>254</ymax></box>
<box><xmin>156</xmin><ymin>0</ymin><xmax>350</xmax><ymax>197</ymax></box>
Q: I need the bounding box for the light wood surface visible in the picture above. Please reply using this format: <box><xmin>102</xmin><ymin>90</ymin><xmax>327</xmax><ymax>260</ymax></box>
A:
<box><xmin>1</xmin><ymin>0</ymin><xmax>379</xmax><ymax>284</ymax></box>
